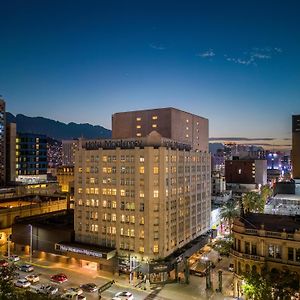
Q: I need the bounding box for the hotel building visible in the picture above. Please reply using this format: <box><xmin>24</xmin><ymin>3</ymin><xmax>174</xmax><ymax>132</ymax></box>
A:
<box><xmin>0</xmin><ymin>98</ymin><xmax>6</xmax><ymax>186</ymax></box>
<box><xmin>71</xmin><ymin>108</ymin><xmax>211</xmax><ymax>278</ymax></box>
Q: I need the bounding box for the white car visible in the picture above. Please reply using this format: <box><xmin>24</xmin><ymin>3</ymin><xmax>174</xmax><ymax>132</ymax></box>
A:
<box><xmin>113</xmin><ymin>291</ymin><xmax>134</xmax><ymax>300</ymax></box>
<box><xmin>64</xmin><ymin>287</ymin><xmax>83</xmax><ymax>295</ymax></box>
<box><xmin>40</xmin><ymin>285</ymin><xmax>59</xmax><ymax>295</ymax></box>
<box><xmin>61</xmin><ymin>292</ymin><xmax>86</xmax><ymax>300</ymax></box>
<box><xmin>15</xmin><ymin>278</ymin><xmax>31</xmax><ymax>288</ymax></box>
<box><xmin>9</xmin><ymin>255</ymin><xmax>20</xmax><ymax>262</ymax></box>
<box><xmin>25</xmin><ymin>274</ymin><xmax>40</xmax><ymax>283</ymax></box>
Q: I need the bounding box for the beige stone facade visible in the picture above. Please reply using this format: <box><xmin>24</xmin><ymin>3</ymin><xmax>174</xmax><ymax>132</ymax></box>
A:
<box><xmin>74</xmin><ymin>135</ymin><xmax>211</xmax><ymax>261</ymax></box>
<box><xmin>231</xmin><ymin>213</ymin><xmax>300</xmax><ymax>295</ymax></box>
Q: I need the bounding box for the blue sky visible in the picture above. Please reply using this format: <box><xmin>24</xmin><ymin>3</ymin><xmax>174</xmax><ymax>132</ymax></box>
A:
<box><xmin>0</xmin><ymin>0</ymin><xmax>299</xmax><ymax>148</ymax></box>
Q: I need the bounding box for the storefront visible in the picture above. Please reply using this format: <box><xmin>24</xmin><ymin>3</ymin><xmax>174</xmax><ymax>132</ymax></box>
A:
<box><xmin>55</xmin><ymin>242</ymin><xmax>117</xmax><ymax>272</ymax></box>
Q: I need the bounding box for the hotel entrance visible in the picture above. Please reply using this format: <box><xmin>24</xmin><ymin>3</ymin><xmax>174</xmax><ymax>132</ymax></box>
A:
<box><xmin>81</xmin><ymin>259</ymin><xmax>98</xmax><ymax>271</ymax></box>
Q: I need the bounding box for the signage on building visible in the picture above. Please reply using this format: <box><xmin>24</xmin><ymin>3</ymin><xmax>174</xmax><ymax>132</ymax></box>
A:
<box><xmin>55</xmin><ymin>244</ymin><xmax>103</xmax><ymax>258</ymax></box>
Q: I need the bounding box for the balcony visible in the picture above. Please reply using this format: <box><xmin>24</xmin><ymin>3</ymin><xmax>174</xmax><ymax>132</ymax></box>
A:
<box><xmin>230</xmin><ymin>249</ymin><xmax>265</xmax><ymax>262</ymax></box>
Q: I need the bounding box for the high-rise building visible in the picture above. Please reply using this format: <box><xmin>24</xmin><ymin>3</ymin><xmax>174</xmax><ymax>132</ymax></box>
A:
<box><xmin>292</xmin><ymin>115</ymin><xmax>300</xmax><ymax>179</ymax></box>
<box><xmin>62</xmin><ymin>140</ymin><xmax>79</xmax><ymax>166</ymax></box>
<box><xmin>112</xmin><ymin>107</ymin><xmax>208</xmax><ymax>151</ymax></box>
<box><xmin>73</xmin><ymin>108</ymin><xmax>211</xmax><ymax>278</ymax></box>
<box><xmin>16</xmin><ymin>133</ymin><xmax>48</xmax><ymax>182</ymax></box>
<box><xmin>6</xmin><ymin>123</ymin><xmax>16</xmax><ymax>183</ymax></box>
<box><xmin>0</xmin><ymin>98</ymin><xmax>6</xmax><ymax>186</ymax></box>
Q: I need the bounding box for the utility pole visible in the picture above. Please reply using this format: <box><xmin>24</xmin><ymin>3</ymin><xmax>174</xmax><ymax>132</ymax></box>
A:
<box><xmin>29</xmin><ymin>224</ymin><xmax>33</xmax><ymax>263</ymax></box>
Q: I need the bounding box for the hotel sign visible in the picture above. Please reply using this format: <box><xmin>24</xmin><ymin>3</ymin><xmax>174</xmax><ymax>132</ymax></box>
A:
<box><xmin>55</xmin><ymin>244</ymin><xmax>103</xmax><ymax>258</ymax></box>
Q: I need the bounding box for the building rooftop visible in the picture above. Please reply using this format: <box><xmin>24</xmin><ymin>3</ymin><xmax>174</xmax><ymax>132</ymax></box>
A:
<box><xmin>236</xmin><ymin>213</ymin><xmax>300</xmax><ymax>233</ymax></box>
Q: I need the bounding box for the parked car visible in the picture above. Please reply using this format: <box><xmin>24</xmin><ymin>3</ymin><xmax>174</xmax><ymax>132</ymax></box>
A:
<box><xmin>229</xmin><ymin>263</ymin><xmax>234</xmax><ymax>272</ymax></box>
<box><xmin>9</xmin><ymin>255</ymin><xmax>20</xmax><ymax>262</ymax></box>
<box><xmin>19</xmin><ymin>264</ymin><xmax>34</xmax><ymax>272</ymax></box>
<box><xmin>80</xmin><ymin>283</ymin><xmax>98</xmax><ymax>293</ymax></box>
<box><xmin>113</xmin><ymin>291</ymin><xmax>134</xmax><ymax>300</ymax></box>
<box><xmin>64</xmin><ymin>287</ymin><xmax>83</xmax><ymax>295</ymax></box>
<box><xmin>0</xmin><ymin>260</ymin><xmax>8</xmax><ymax>267</ymax></box>
<box><xmin>15</xmin><ymin>278</ymin><xmax>31</xmax><ymax>288</ymax></box>
<box><xmin>51</xmin><ymin>273</ymin><xmax>68</xmax><ymax>283</ymax></box>
<box><xmin>61</xmin><ymin>292</ymin><xmax>86</xmax><ymax>300</ymax></box>
<box><xmin>40</xmin><ymin>285</ymin><xmax>59</xmax><ymax>295</ymax></box>
<box><xmin>25</xmin><ymin>274</ymin><xmax>40</xmax><ymax>283</ymax></box>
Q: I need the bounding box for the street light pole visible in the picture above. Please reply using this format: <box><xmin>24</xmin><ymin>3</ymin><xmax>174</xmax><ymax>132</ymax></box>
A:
<box><xmin>29</xmin><ymin>224</ymin><xmax>33</xmax><ymax>263</ymax></box>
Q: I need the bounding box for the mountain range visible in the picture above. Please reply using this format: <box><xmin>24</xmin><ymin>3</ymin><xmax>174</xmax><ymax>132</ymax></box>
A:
<box><xmin>6</xmin><ymin>113</ymin><xmax>112</xmax><ymax>141</ymax></box>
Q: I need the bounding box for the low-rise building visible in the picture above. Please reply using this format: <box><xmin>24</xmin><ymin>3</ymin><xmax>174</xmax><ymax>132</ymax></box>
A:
<box><xmin>231</xmin><ymin>213</ymin><xmax>300</xmax><ymax>296</ymax></box>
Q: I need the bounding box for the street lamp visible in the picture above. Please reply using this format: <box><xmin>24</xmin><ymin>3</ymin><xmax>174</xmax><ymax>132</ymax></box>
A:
<box><xmin>29</xmin><ymin>224</ymin><xmax>33</xmax><ymax>263</ymax></box>
<box><xmin>202</xmin><ymin>257</ymin><xmax>212</xmax><ymax>290</ymax></box>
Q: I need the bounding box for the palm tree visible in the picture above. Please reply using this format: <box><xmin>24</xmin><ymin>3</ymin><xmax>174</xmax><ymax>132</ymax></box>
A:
<box><xmin>242</xmin><ymin>191</ymin><xmax>265</xmax><ymax>213</ymax></box>
<box><xmin>220</xmin><ymin>200</ymin><xmax>239</xmax><ymax>234</ymax></box>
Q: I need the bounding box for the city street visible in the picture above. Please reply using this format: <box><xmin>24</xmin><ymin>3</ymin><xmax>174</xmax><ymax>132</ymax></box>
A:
<box><xmin>2</xmin><ymin>254</ymin><xmax>235</xmax><ymax>300</ymax></box>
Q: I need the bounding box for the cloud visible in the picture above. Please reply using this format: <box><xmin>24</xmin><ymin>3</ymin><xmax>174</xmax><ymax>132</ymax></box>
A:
<box><xmin>225</xmin><ymin>47</ymin><xmax>282</xmax><ymax>66</ymax></box>
<box><xmin>196</xmin><ymin>49</ymin><xmax>215</xmax><ymax>58</ymax></box>
<box><xmin>149</xmin><ymin>43</ymin><xmax>166</xmax><ymax>50</ymax></box>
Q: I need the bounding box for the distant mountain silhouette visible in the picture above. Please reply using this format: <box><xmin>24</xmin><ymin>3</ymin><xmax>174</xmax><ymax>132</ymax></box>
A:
<box><xmin>6</xmin><ymin>112</ymin><xmax>111</xmax><ymax>140</ymax></box>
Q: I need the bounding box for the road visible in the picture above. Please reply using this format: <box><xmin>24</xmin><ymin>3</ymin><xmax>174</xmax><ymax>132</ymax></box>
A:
<box><xmin>3</xmin><ymin>254</ymin><xmax>235</xmax><ymax>300</ymax></box>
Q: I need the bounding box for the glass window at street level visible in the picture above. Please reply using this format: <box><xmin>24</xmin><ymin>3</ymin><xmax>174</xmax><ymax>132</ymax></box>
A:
<box><xmin>296</xmin><ymin>249</ymin><xmax>300</xmax><ymax>262</ymax></box>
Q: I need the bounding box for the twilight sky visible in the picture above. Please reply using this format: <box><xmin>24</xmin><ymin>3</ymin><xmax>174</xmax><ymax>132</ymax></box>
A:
<box><xmin>0</xmin><ymin>0</ymin><xmax>299</xmax><ymax>149</ymax></box>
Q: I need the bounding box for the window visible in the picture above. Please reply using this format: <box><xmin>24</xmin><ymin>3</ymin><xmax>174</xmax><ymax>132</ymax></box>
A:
<box><xmin>139</xmin><ymin>246</ymin><xmax>144</xmax><ymax>253</ymax></box>
<box><xmin>120</xmin><ymin>189</ymin><xmax>125</xmax><ymax>197</ymax></box>
<box><xmin>152</xmin><ymin>124</ymin><xmax>157</xmax><ymax>128</ymax></box>
<box><xmin>268</xmin><ymin>244</ymin><xmax>281</xmax><ymax>259</ymax></box>
<box><xmin>136</xmin><ymin>125</ymin><xmax>141</xmax><ymax>129</ymax></box>
<box><xmin>296</xmin><ymin>249</ymin><xmax>300</xmax><ymax>262</ymax></box>
<box><xmin>153</xmin><ymin>190</ymin><xmax>159</xmax><ymax>198</ymax></box>
<box><xmin>140</xmin><ymin>156</ymin><xmax>144</xmax><ymax>162</ymax></box>
<box><xmin>245</xmin><ymin>242</ymin><xmax>250</xmax><ymax>254</ymax></box>
<box><xmin>288</xmin><ymin>247</ymin><xmax>294</xmax><ymax>261</ymax></box>
<box><xmin>136</xmin><ymin>133</ymin><xmax>141</xmax><ymax>137</ymax></box>
<box><xmin>139</xmin><ymin>191</ymin><xmax>145</xmax><ymax>198</ymax></box>
<box><xmin>153</xmin><ymin>245</ymin><xmax>159</xmax><ymax>253</ymax></box>
<box><xmin>238</xmin><ymin>169</ymin><xmax>242</xmax><ymax>174</ymax></box>
<box><xmin>252</xmin><ymin>244</ymin><xmax>257</xmax><ymax>255</ymax></box>
<box><xmin>153</xmin><ymin>167</ymin><xmax>159</xmax><ymax>174</ymax></box>
<box><xmin>152</xmin><ymin>116</ymin><xmax>158</xmax><ymax>120</ymax></box>
<box><xmin>136</xmin><ymin>117</ymin><xmax>141</xmax><ymax>121</ymax></box>
<box><xmin>139</xmin><ymin>166</ymin><xmax>144</xmax><ymax>174</ymax></box>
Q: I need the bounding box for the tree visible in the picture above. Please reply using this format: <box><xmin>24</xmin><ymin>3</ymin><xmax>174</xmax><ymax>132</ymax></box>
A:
<box><xmin>242</xmin><ymin>269</ymin><xmax>300</xmax><ymax>300</ymax></box>
<box><xmin>260</xmin><ymin>185</ymin><xmax>273</xmax><ymax>202</ymax></box>
<box><xmin>220</xmin><ymin>200</ymin><xmax>239</xmax><ymax>234</ymax></box>
<box><xmin>212</xmin><ymin>236</ymin><xmax>233</xmax><ymax>256</ymax></box>
<box><xmin>0</xmin><ymin>264</ymin><xmax>18</xmax><ymax>300</ymax></box>
<box><xmin>242</xmin><ymin>192</ymin><xmax>264</xmax><ymax>213</ymax></box>
<box><xmin>242</xmin><ymin>271</ymin><xmax>273</xmax><ymax>300</ymax></box>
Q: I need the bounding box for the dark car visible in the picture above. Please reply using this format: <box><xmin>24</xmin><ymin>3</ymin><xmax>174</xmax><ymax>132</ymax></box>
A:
<box><xmin>80</xmin><ymin>283</ymin><xmax>98</xmax><ymax>293</ymax></box>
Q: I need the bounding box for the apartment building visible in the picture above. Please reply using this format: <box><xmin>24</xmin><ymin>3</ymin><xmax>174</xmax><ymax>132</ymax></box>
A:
<box><xmin>231</xmin><ymin>213</ymin><xmax>300</xmax><ymax>296</ymax></box>
<box><xmin>0</xmin><ymin>99</ymin><xmax>6</xmax><ymax>186</ymax></box>
<box><xmin>62</xmin><ymin>140</ymin><xmax>79</xmax><ymax>166</ymax></box>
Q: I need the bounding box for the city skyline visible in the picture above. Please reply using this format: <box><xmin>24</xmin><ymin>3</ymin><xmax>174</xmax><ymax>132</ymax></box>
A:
<box><xmin>1</xmin><ymin>0</ymin><xmax>300</xmax><ymax>149</ymax></box>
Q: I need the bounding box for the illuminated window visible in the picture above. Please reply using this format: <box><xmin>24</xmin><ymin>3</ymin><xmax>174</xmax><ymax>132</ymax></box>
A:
<box><xmin>140</xmin><ymin>217</ymin><xmax>144</xmax><ymax>225</ymax></box>
<box><xmin>78</xmin><ymin>167</ymin><xmax>82</xmax><ymax>173</ymax></box>
<box><xmin>102</xmin><ymin>156</ymin><xmax>107</xmax><ymax>162</ymax></box>
<box><xmin>90</xmin><ymin>178</ymin><xmax>95</xmax><ymax>184</ymax></box>
<box><xmin>139</xmin><ymin>246</ymin><xmax>144</xmax><ymax>253</ymax></box>
<box><xmin>95</xmin><ymin>188</ymin><xmax>99</xmax><ymax>194</ymax></box>
<box><xmin>153</xmin><ymin>167</ymin><xmax>159</xmax><ymax>174</ymax></box>
<box><xmin>186</xmin><ymin>127</ymin><xmax>189</xmax><ymax>130</ymax></box>
<box><xmin>120</xmin><ymin>189</ymin><xmax>125</xmax><ymax>196</ymax></box>
<box><xmin>136</xmin><ymin>125</ymin><xmax>141</xmax><ymax>129</ymax></box>
<box><xmin>112</xmin><ymin>201</ymin><xmax>117</xmax><ymax>208</ymax></box>
<box><xmin>131</xmin><ymin>229</ymin><xmax>135</xmax><ymax>237</ymax></box>
<box><xmin>152</xmin><ymin>116</ymin><xmax>158</xmax><ymax>120</ymax></box>
<box><xmin>140</xmin><ymin>230</ymin><xmax>145</xmax><ymax>238</ymax></box>
<box><xmin>86</xmin><ymin>199</ymin><xmax>90</xmax><ymax>206</ymax></box>
<box><xmin>112</xmin><ymin>227</ymin><xmax>116</xmax><ymax>234</ymax></box>
<box><xmin>120</xmin><ymin>228</ymin><xmax>124</xmax><ymax>235</ymax></box>
<box><xmin>78</xmin><ymin>188</ymin><xmax>82</xmax><ymax>194</ymax></box>
<box><xmin>139</xmin><ymin>191</ymin><xmax>145</xmax><ymax>198</ymax></box>
<box><xmin>136</xmin><ymin>117</ymin><xmax>141</xmax><ymax>121</ymax></box>
<box><xmin>139</xmin><ymin>166</ymin><xmax>144</xmax><ymax>174</ymax></box>
<box><xmin>152</xmin><ymin>124</ymin><xmax>157</xmax><ymax>128</ymax></box>
<box><xmin>112</xmin><ymin>214</ymin><xmax>116</xmax><ymax>221</ymax></box>
<box><xmin>186</xmin><ymin>134</ymin><xmax>189</xmax><ymax>138</ymax></box>
<box><xmin>86</xmin><ymin>167</ymin><xmax>90</xmax><ymax>173</ymax></box>
<box><xmin>153</xmin><ymin>245</ymin><xmax>159</xmax><ymax>253</ymax></box>
<box><xmin>238</xmin><ymin>169</ymin><xmax>242</xmax><ymax>174</ymax></box>
<box><xmin>130</xmin><ymin>216</ymin><xmax>135</xmax><ymax>223</ymax></box>
<box><xmin>153</xmin><ymin>190</ymin><xmax>159</xmax><ymax>198</ymax></box>
<box><xmin>140</xmin><ymin>156</ymin><xmax>144</xmax><ymax>162</ymax></box>
<box><xmin>102</xmin><ymin>188</ymin><xmax>107</xmax><ymax>195</ymax></box>
<box><xmin>78</xmin><ymin>199</ymin><xmax>83</xmax><ymax>206</ymax></box>
<box><xmin>103</xmin><ymin>200</ymin><xmax>107</xmax><ymax>207</ymax></box>
<box><xmin>186</xmin><ymin>119</ymin><xmax>189</xmax><ymax>123</ymax></box>
<box><xmin>112</xmin><ymin>188</ymin><xmax>117</xmax><ymax>195</ymax></box>
<box><xmin>136</xmin><ymin>133</ymin><xmax>141</xmax><ymax>137</ymax></box>
<box><xmin>197</xmin><ymin>122</ymin><xmax>199</xmax><ymax>125</ymax></box>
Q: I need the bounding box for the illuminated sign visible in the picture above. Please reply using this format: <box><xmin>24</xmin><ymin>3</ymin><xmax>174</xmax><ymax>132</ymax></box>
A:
<box><xmin>55</xmin><ymin>244</ymin><xmax>103</xmax><ymax>258</ymax></box>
